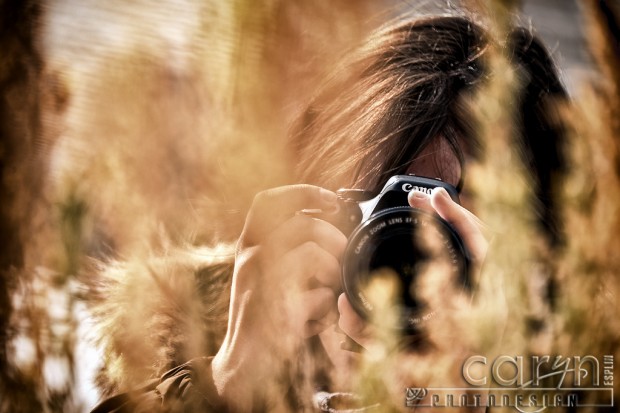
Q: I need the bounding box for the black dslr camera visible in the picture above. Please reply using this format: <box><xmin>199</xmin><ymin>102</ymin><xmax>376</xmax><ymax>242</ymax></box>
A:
<box><xmin>332</xmin><ymin>175</ymin><xmax>470</xmax><ymax>332</ymax></box>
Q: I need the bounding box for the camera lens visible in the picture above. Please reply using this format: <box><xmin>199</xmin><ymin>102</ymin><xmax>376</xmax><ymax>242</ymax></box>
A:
<box><xmin>341</xmin><ymin>207</ymin><xmax>469</xmax><ymax>331</ymax></box>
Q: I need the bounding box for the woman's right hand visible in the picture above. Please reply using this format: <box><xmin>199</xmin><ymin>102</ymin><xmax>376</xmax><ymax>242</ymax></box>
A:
<box><xmin>211</xmin><ymin>185</ymin><xmax>347</xmax><ymax>412</ymax></box>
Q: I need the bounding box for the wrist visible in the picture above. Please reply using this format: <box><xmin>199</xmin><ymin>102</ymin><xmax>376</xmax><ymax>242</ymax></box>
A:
<box><xmin>212</xmin><ymin>350</ymin><xmax>255</xmax><ymax>412</ymax></box>
<box><xmin>212</xmin><ymin>347</ymin><xmax>285</xmax><ymax>413</ymax></box>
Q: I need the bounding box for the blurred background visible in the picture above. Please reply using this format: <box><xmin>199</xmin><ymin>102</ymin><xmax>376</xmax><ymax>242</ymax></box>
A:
<box><xmin>1</xmin><ymin>0</ymin><xmax>618</xmax><ymax>412</ymax></box>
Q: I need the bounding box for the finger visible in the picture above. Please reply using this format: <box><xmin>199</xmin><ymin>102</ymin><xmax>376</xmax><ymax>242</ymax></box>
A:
<box><xmin>298</xmin><ymin>288</ymin><xmax>338</xmax><ymax>337</ymax></box>
<box><xmin>337</xmin><ymin>293</ymin><xmax>374</xmax><ymax>348</ymax></box>
<box><xmin>410</xmin><ymin>188</ymin><xmax>487</xmax><ymax>263</ymax></box>
<box><xmin>430</xmin><ymin>187</ymin><xmax>488</xmax><ymax>262</ymax></box>
<box><xmin>261</xmin><ymin>214</ymin><xmax>347</xmax><ymax>263</ymax></box>
<box><xmin>407</xmin><ymin>190</ymin><xmax>434</xmax><ymax>213</ymax></box>
<box><xmin>274</xmin><ymin>241</ymin><xmax>342</xmax><ymax>292</ymax></box>
<box><xmin>242</xmin><ymin>185</ymin><xmax>339</xmax><ymax>247</ymax></box>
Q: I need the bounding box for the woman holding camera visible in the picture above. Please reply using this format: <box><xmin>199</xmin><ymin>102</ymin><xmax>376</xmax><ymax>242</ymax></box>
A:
<box><xmin>92</xmin><ymin>10</ymin><xmax>566</xmax><ymax>413</ymax></box>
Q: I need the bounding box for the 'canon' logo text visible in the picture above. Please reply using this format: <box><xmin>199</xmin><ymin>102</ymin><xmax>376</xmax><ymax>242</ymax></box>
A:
<box><xmin>401</xmin><ymin>184</ymin><xmax>433</xmax><ymax>194</ymax></box>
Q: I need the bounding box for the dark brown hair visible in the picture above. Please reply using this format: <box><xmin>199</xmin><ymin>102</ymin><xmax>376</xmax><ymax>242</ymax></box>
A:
<box><xmin>291</xmin><ymin>14</ymin><xmax>567</xmax><ymax>242</ymax></box>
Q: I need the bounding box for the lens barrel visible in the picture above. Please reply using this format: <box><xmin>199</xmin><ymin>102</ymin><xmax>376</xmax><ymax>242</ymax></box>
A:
<box><xmin>342</xmin><ymin>207</ymin><xmax>469</xmax><ymax>331</ymax></box>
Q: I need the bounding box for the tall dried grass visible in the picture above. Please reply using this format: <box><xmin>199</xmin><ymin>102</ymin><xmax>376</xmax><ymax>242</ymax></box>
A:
<box><xmin>1</xmin><ymin>0</ymin><xmax>619</xmax><ymax>412</ymax></box>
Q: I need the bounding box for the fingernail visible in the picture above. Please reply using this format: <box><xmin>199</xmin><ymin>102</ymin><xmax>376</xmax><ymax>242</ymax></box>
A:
<box><xmin>411</xmin><ymin>190</ymin><xmax>429</xmax><ymax>200</ymax></box>
<box><xmin>433</xmin><ymin>187</ymin><xmax>450</xmax><ymax>200</ymax></box>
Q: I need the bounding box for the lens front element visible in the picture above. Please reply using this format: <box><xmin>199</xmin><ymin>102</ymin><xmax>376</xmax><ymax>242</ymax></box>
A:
<box><xmin>342</xmin><ymin>207</ymin><xmax>469</xmax><ymax>331</ymax></box>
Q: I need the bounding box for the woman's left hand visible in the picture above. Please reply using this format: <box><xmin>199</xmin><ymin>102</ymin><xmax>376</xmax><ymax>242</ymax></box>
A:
<box><xmin>335</xmin><ymin>187</ymin><xmax>491</xmax><ymax>411</ymax></box>
<box><xmin>338</xmin><ymin>186</ymin><xmax>488</xmax><ymax>347</ymax></box>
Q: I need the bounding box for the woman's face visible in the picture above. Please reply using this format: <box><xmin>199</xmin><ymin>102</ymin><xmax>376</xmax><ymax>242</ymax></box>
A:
<box><xmin>405</xmin><ymin>136</ymin><xmax>463</xmax><ymax>189</ymax></box>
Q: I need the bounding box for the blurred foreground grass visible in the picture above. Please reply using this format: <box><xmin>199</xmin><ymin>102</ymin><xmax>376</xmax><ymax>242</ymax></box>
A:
<box><xmin>1</xmin><ymin>0</ymin><xmax>619</xmax><ymax>412</ymax></box>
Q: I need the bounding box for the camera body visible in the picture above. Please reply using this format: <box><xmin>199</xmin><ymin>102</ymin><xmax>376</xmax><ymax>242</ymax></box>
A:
<box><xmin>333</xmin><ymin>175</ymin><xmax>470</xmax><ymax>332</ymax></box>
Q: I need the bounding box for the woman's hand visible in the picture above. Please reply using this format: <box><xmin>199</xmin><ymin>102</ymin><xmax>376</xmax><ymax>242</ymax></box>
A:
<box><xmin>336</xmin><ymin>187</ymin><xmax>491</xmax><ymax>411</ymax></box>
<box><xmin>338</xmin><ymin>186</ymin><xmax>488</xmax><ymax>347</ymax></box>
<box><xmin>212</xmin><ymin>185</ymin><xmax>347</xmax><ymax>412</ymax></box>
